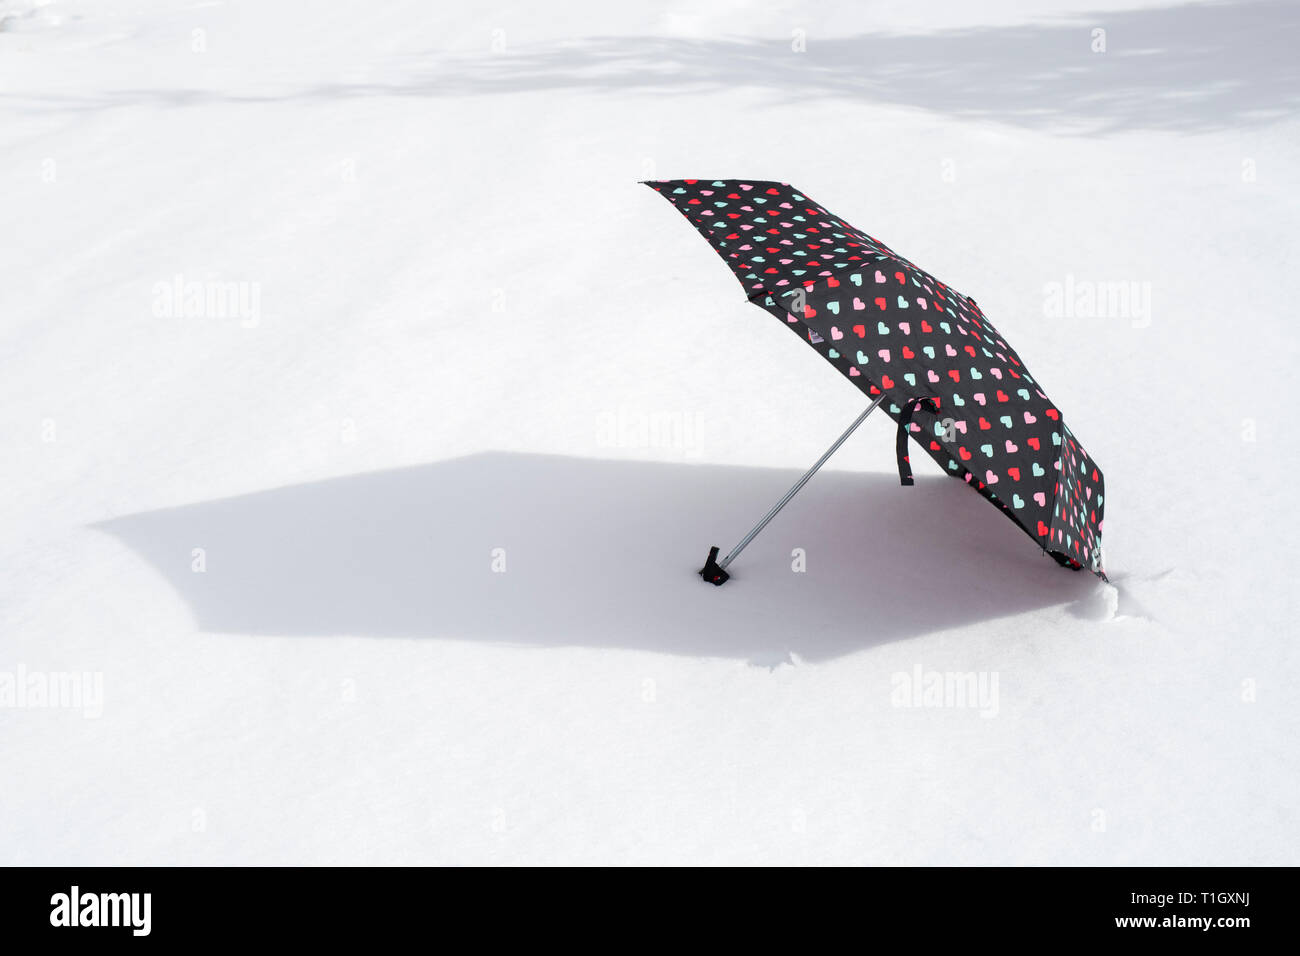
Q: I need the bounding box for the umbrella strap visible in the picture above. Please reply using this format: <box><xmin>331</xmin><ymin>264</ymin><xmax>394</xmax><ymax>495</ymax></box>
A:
<box><xmin>896</xmin><ymin>396</ymin><xmax>938</xmax><ymax>486</ymax></box>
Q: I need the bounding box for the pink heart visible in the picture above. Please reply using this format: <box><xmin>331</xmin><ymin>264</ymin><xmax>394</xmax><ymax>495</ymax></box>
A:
<box><xmin>898</xmin><ymin>322</ymin><xmax>910</xmax><ymax>335</ymax></box>
<box><xmin>927</xmin><ymin>370</ymin><xmax>939</xmax><ymax>383</ymax></box>
<box><xmin>1034</xmin><ymin>492</ymin><xmax>1046</xmax><ymax>507</ymax></box>
<box><xmin>974</xmin><ymin>393</ymin><xmax>986</xmax><ymax>405</ymax></box>
<box><xmin>852</xmin><ymin>298</ymin><xmax>866</xmax><ymax>310</ymax></box>
<box><xmin>1005</xmin><ymin>440</ymin><xmax>1018</xmax><ymax>453</ymax></box>
<box><xmin>945</xmin><ymin>344</ymin><xmax>957</xmax><ymax>357</ymax></box>
<box><xmin>830</xmin><ymin>327</ymin><xmax>844</xmax><ymax>340</ymax></box>
<box><xmin>875</xmin><ymin>270</ymin><xmax>886</xmax><ymax>283</ymax></box>
<box><xmin>985</xmin><ymin>470</ymin><xmax>999</xmax><ymax>484</ymax></box>
<box><xmin>878</xmin><ymin>349</ymin><xmax>891</xmax><ymax>362</ymax></box>
<box><xmin>1023</xmin><ymin>411</ymin><xmax>1036</xmax><ymax>423</ymax></box>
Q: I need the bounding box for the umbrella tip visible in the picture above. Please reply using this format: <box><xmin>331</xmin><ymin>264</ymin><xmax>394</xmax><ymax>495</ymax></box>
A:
<box><xmin>699</xmin><ymin>545</ymin><xmax>730</xmax><ymax>586</ymax></box>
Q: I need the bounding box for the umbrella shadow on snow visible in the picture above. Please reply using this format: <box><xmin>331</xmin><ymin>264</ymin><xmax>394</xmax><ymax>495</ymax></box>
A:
<box><xmin>95</xmin><ymin>452</ymin><xmax>1100</xmax><ymax>664</ymax></box>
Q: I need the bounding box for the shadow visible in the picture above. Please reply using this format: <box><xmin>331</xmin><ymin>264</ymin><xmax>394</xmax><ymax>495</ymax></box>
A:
<box><xmin>95</xmin><ymin>452</ymin><xmax>1099</xmax><ymax>663</ymax></box>
<box><xmin>5</xmin><ymin>1</ymin><xmax>1293</xmax><ymax>134</ymax></box>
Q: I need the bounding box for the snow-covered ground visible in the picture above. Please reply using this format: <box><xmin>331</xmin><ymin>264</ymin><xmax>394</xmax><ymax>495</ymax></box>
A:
<box><xmin>2</xmin><ymin>0</ymin><xmax>1296</xmax><ymax>865</ymax></box>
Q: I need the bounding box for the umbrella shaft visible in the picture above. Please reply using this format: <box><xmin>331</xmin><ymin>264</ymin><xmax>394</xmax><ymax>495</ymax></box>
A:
<box><xmin>719</xmin><ymin>393</ymin><xmax>887</xmax><ymax>570</ymax></box>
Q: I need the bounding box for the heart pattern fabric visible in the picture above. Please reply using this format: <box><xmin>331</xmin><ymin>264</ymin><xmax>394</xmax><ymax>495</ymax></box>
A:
<box><xmin>647</xmin><ymin>178</ymin><xmax>1106</xmax><ymax>577</ymax></box>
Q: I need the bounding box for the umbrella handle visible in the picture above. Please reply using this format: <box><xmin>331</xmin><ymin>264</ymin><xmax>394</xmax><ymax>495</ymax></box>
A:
<box><xmin>699</xmin><ymin>393</ymin><xmax>887</xmax><ymax>585</ymax></box>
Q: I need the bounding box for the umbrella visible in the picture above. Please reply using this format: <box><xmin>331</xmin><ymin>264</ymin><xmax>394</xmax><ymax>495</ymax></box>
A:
<box><xmin>645</xmin><ymin>178</ymin><xmax>1106</xmax><ymax>584</ymax></box>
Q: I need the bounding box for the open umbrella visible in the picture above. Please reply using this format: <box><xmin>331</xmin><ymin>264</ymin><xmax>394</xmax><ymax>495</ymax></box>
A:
<box><xmin>645</xmin><ymin>178</ymin><xmax>1106</xmax><ymax>584</ymax></box>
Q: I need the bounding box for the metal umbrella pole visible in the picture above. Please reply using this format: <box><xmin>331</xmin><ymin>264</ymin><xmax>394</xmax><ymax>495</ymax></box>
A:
<box><xmin>699</xmin><ymin>391</ymin><xmax>888</xmax><ymax>584</ymax></box>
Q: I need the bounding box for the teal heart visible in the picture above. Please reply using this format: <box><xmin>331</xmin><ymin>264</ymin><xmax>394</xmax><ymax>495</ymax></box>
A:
<box><xmin>980</xmin><ymin>444</ymin><xmax>994</xmax><ymax>458</ymax></box>
<box><xmin>923</xmin><ymin>346</ymin><xmax>936</xmax><ymax>359</ymax></box>
<box><xmin>711</xmin><ymin>180</ymin><xmax>725</xmax><ymax>186</ymax></box>
<box><xmin>828</xmin><ymin>349</ymin><xmax>840</xmax><ymax>359</ymax></box>
<box><xmin>878</xmin><ymin>321</ymin><xmax>890</xmax><ymax>334</ymax></box>
<box><xmin>1052</xmin><ymin>432</ymin><xmax>1061</xmax><ymax>446</ymax></box>
<box><xmin>851</xmin><ymin>274</ymin><xmax>863</xmax><ymax>286</ymax></box>
<box><xmin>904</xmin><ymin>373</ymin><xmax>917</xmax><ymax>386</ymax></box>
<box><xmin>1017</xmin><ymin>389</ymin><xmax>1030</xmax><ymax>400</ymax></box>
<box><xmin>856</xmin><ymin>350</ymin><xmax>870</xmax><ymax>365</ymax></box>
<box><xmin>1032</xmin><ymin>463</ymin><xmax>1045</xmax><ymax>477</ymax></box>
<box><xmin>952</xmin><ymin>393</ymin><xmax>965</xmax><ymax>406</ymax></box>
<box><xmin>1012</xmin><ymin>494</ymin><xmax>1025</xmax><ymax>509</ymax></box>
<box><xmin>827</xmin><ymin>301</ymin><xmax>840</xmax><ymax>314</ymax></box>
<box><xmin>940</xmin><ymin>322</ymin><xmax>952</xmax><ymax>334</ymax></box>
<box><xmin>1000</xmin><ymin>415</ymin><xmax>1013</xmax><ymax>428</ymax></box>
<box><xmin>970</xmin><ymin>367</ymin><xmax>982</xmax><ymax>379</ymax></box>
<box><xmin>897</xmin><ymin>296</ymin><xmax>910</xmax><ymax>308</ymax></box>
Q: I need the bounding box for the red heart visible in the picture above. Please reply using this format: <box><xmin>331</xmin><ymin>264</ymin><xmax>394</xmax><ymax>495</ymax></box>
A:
<box><xmin>948</xmin><ymin>370</ymin><xmax>961</xmax><ymax>382</ymax></box>
<box><xmin>1008</xmin><ymin>467</ymin><xmax>1020</xmax><ymax>481</ymax></box>
<box><xmin>1037</xmin><ymin>521</ymin><xmax>1049</xmax><ymax>536</ymax></box>
<box><xmin>804</xmin><ymin>305</ymin><xmax>816</xmax><ymax>318</ymax></box>
<box><xmin>965</xmin><ymin>345</ymin><xmax>977</xmax><ymax>357</ymax></box>
<box><xmin>958</xmin><ymin>446</ymin><xmax>972</xmax><ymax>460</ymax></box>
<box><xmin>766</xmin><ymin>187</ymin><xmax>780</xmax><ymax>195</ymax></box>
<box><xmin>1045</xmin><ymin>408</ymin><xmax>1060</xmax><ymax>420</ymax></box>
<box><xmin>997</xmin><ymin>390</ymin><xmax>1009</xmax><ymax>402</ymax></box>
<box><xmin>881</xmin><ymin>375</ymin><xmax>895</xmax><ymax>389</ymax></box>
<box><xmin>827</xmin><ymin>277</ymin><xmax>840</xmax><ymax>287</ymax></box>
<box><xmin>894</xmin><ymin>272</ymin><xmax>905</xmax><ymax>283</ymax></box>
<box><xmin>902</xmin><ymin>346</ymin><xmax>914</xmax><ymax>359</ymax></box>
<box><xmin>875</xmin><ymin>297</ymin><xmax>887</xmax><ymax>310</ymax></box>
<box><xmin>853</xmin><ymin>325</ymin><xmax>866</xmax><ymax>338</ymax></box>
<box><xmin>978</xmin><ymin>417</ymin><xmax>991</xmax><ymax>430</ymax></box>
<box><xmin>1027</xmin><ymin>437</ymin><xmax>1040</xmax><ymax>450</ymax></box>
<box><xmin>921</xmin><ymin>320</ymin><xmax>933</xmax><ymax>333</ymax></box>
<box><xmin>684</xmin><ymin>179</ymin><xmax>698</xmax><ymax>184</ymax></box>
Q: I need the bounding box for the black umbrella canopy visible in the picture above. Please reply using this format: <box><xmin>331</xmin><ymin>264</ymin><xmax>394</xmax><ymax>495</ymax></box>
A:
<box><xmin>646</xmin><ymin>178</ymin><xmax>1106</xmax><ymax>578</ymax></box>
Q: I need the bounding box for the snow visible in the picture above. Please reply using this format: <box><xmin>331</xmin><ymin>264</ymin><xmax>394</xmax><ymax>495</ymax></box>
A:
<box><xmin>1</xmin><ymin>0</ymin><xmax>1296</xmax><ymax>865</ymax></box>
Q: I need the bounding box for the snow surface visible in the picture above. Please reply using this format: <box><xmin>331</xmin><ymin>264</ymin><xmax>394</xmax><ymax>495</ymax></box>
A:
<box><xmin>1</xmin><ymin>0</ymin><xmax>1296</xmax><ymax>865</ymax></box>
